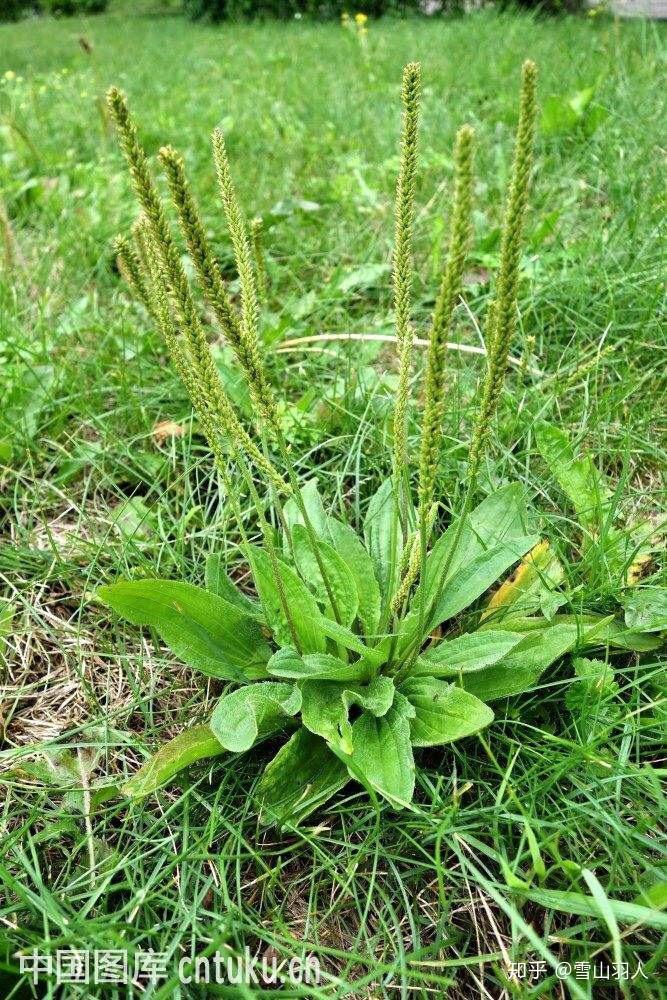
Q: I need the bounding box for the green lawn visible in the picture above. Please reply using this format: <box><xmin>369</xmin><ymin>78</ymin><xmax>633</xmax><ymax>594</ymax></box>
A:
<box><xmin>1</xmin><ymin>5</ymin><xmax>665</xmax><ymax>998</ymax></box>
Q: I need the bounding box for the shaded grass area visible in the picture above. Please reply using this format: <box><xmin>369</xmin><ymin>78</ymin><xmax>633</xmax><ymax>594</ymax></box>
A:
<box><xmin>0</xmin><ymin>6</ymin><xmax>666</xmax><ymax>997</ymax></box>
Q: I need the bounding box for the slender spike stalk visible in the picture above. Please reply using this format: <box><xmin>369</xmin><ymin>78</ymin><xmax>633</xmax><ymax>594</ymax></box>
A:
<box><xmin>211</xmin><ymin>126</ymin><xmax>343</xmax><ymax>624</ymax></box>
<box><xmin>155</xmin><ymin>147</ymin><xmax>293</xmax><ymax>550</ymax></box>
<box><xmin>467</xmin><ymin>59</ymin><xmax>537</xmax><ymax>490</ymax></box>
<box><xmin>140</xmin><ymin>233</ymin><xmax>302</xmax><ymax>652</ymax></box>
<box><xmin>447</xmin><ymin>60</ymin><xmax>537</xmax><ymax>544</ymax></box>
<box><xmin>106</xmin><ymin>89</ymin><xmax>287</xmax><ymax>496</ymax></box>
<box><xmin>391</xmin><ymin>61</ymin><xmax>422</xmax><ymax>533</ymax></box>
<box><xmin>210</xmin><ymin>130</ymin><xmax>275</xmax><ymax>424</ymax></box>
<box><xmin>157</xmin><ymin>145</ymin><xmax>267</xmax><ymax>407</ymax></box>
<box><xmin>408</xmin><ymin>124</ymin><xmax>475</xmax><ymax>644</ymax></box>
<box><xmin>417</xmin><ymin>124</ymin><xmax>475</xmax><ymax>523</ymax></box>
<box><xmin>400</xmin><ymin>60</ymin><xmax>537</xmax><ymax>673</ymax></box>
<box><xmin>158</xmin><ymin>144</ymin><xmax>293</xmax><ymax>544</ymax></box>
<box><xmin>113</xmin><ymin>234</ymin><xmax>153</xmax><ymax>314</ymax></box>
<box><xmin>106</xmin><ymin>88</ymin><xmax>199</xmax><ymax>336</ymax></box>
<box><xmin>250</xmin><ymin>216</ymin><xmax>268</xmax><ymax>304</ymax></box>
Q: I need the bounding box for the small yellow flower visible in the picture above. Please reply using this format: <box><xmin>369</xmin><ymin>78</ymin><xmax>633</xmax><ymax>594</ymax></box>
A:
<box><xmin>4</xmin><ymin>70</ymin><xmax>16</xmax><ymax>81</ymax></box>
<box><xmin>341</xmin><ymin>10</ymin><xmax>350</xmax><ymax>22</ymax></box>
<box><xmin>354</xmin><ymin>11</ymin><xmax>368</xmax><ymax>24</ymax></box>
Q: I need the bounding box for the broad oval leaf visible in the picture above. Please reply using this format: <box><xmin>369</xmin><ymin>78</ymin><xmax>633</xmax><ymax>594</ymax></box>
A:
<box><xmin>468</xmin><ymin>483</ymin><xmax>534</xmax><ymax>547</ymax></box>
<box><xmin>255</xmin><ymin>728</ymin><xmax>349</xmax><ymax>827</ymax></box>
<box><xmin>463</xmin><ymin>619</ymin><xmax>608</xmax><ymax>701</ymax></box>
<box><xmin>344</xmin><ymin>692</ymin><xmax>415</xmax><ymax>807</ymax></box>
<box><xmin>420</xmin><ymin>485</ymin><xmax>535</xmax><ymax>619</ymax></box>
<box><xmin>209</xmin><ymin>682</ymin><xmax>301</xmax><ymax>753</ymax></box>
<box><xmin>300</xmin><ymin>676</ymin><xmax>395</xmax><ymax>752</ymax></box>
<box><xmin>282</xmin><ymin>478</ymin><xmax>330</xmax><ymax>545</ymax></box>
<box><xmin>205</xmin><ymin>553</ymin><xmax>262</xmax><ymax>618</ymax></box>
<box><xmin>430</xmin><ymin>534</ymin><xmax>540</xmax><ymax>628</ymax></box>
<box><xmin>399</xmin><ymin>677</ymin><xmax>494</xmax><ymax>746</ymax></box>
<box><xmin>420</xmin><ymin>516</ymin><xmax>482</xmax><ymax>611</ymax></box>
<box><xmin>328</xmin><ymin>517</ymin><xmax>382</xmax><ymax>639</ymax></box>
<box><xmin>363</xmin><ymin>480</ymin><xmax>403</xmax><ymax>623</ymax></box>
<box><xmin>416</xmin><ymin>629</ymin><xmax>525</xmax><ymax>677</ymax></box>
<box><xmin>622</xmin><ymin>587</ymin><xmax>667</xmax><ymax>634</ymax></box>
<box><xmin>123</xmin><ymin>725</ymin><xmax>224</xmax><ymax>799</ymax></box>
<box><xmin>535</xmin><ymin>422</ymin><xmax>610</xmax><ymax>531</ymax></box>
<box><xmin>267</xmin><ymin>648</ymin><xmax>369</xmax><ymax>682</ymax></box>
<box><xmin>482</xmin><ymin>612</ymin><xmax>661</xmax><ymax>652</ymax></box>
<box><xmin>246</xmin><ymin>545</ymin><xmax>326</xmax><ymax>654</ymax></box>
<box><xmin>291</xmin><ymin>523</ymin><xmax>359</xmax><ymax>627</ymax></box>
<box><xmin>98</xmin><ymin>579</ymin><xmax>272</xmax><ymax>681</ymax></box>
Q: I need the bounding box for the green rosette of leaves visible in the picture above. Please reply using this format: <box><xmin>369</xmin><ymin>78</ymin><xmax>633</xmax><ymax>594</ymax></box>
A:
<box><xmin>100</xmin><ymin>60</ymin><xmax>663</xmax><ymax>827</ymax></box>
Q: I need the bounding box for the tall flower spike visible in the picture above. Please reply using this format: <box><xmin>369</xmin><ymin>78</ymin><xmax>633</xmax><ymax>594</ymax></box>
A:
<box><xmin>106</xmin><ymin>89</ymin><xmax>199</xmax><ymax>337</ymax></box>
<box><xmin>140</xmin><ymin>232</ymin><xmax>301</xmax><ymax>649</ymax></box>
<box><xmin>156</xmin><ymin>146</ymin><xmax>246</xmax><ymax>367</ymax></box>
<box><xmin>113</xmin><ymin>233</ymin><xmax>154</xmax><ymax>315</ymax></box>
<box><xmin>211</xmin><ymin>129</ymin><xmax>277</xmax><ymax>426</ymax></box>
<box><xmin>417</xmin><ymin>124</ymin><xmax>475</xmax><ymax>521</ymax></box>
<box><xmin>402</xmin><ymin>61</ymin><xmax>538</xmax><ymax>671</ymax></box>
<box><xmin>467</xmin><ymin>59</ymin><xmax>537</xmax><ymax>487</ymax></box>
<box><xmin>137</xmin><ymin>223</ymin><xmax>289</xmax><ymax>495</ymax></box>
<box><xmin>107</xmin><ymin>92</ymin><xmax>214</xmax><ymax>384</ymax></box>
<box><xmin>211</xmin><ymin>127</ymin><xmax>345</xmax><ymax>623</ymax></box>
<box><xmin>250</xmin><ymin>216</ymin><xmax>268</xmax><ymax>304</ymax></box>
<box><xmin>106</xmin><ymin>89</ymin><xmax>288</xmax><ymax>494</ymax></box>
<box><xmin>391</xmin><ymin>61</ymin><xmax>422</xmax><ymax>523</ymax></box>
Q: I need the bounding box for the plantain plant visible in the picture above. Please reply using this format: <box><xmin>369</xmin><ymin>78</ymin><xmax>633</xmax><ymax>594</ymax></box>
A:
<box><xmin>99</xmin><ymin>62</ymin><xmax>659</xmax><ymax>826</ymax></box>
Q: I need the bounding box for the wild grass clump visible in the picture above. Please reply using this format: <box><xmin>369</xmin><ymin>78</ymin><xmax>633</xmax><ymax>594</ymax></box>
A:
<box><xmin>99</xmin><ymin>60</ymin><xmax>661</xmax><ymax>824</ymax></box>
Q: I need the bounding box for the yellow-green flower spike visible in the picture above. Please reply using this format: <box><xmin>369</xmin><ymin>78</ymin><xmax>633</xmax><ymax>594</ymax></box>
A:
<box><xmin>418</xmin><ymin>124</ymin><xmax>475</xmax><ymax>521</ymax></box>
<box><xmin>137</xmin><ymin>225</ymin><xmax>287</xmax><ymax>494</ymax></box>
<box><xmin>106</xmin><ymin>89</ymin><xmax>288</xmax><ymax>495</ymax></box>
<box><xmin>106</xmin><ymin>88</ymin><xmax>198</xmax><ymax>336</ymax></box>
<box><xmin>211</xmin><ymin>129</ymin><xmax>277</xmax><ymax>427</ymax></box>
<box><xmin>391</xmin><ymin>61</ymin><xmax>422</xmax><ymax>523</ymax></box>
<box><xmin>140</xmin><ymin>233</ymin><xmax>300</xmax><ymax>647</ymax></box>
<box><xmin>211</xmin><ymin>127</ymin><xmax>344</xmax><ymax>623</ymax></box>
<box><xmin>250</xmin><ymin>216</ymin><xmax>268</xmax><ymax>304</ymax></box>
<box><xmin>407</xmin><ymin>61</ymin><xmax>538</xmax><ymax>663</ymax></box>
<box><xmin>468</xmin><ymin>59</ymin><xmax>537</xmax><ymax>487</ymax></box>
<box><xmin>113</xmin><ymin>233</ymin><xmax>154</xmax><ymax>316</ymax></box>
<box><xmin>157</xmin><ymin>145</ymin><xmax>245</xmax><ymax>364</ymax></box>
